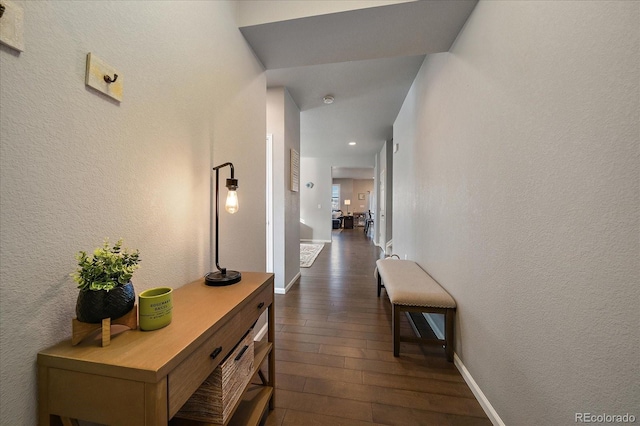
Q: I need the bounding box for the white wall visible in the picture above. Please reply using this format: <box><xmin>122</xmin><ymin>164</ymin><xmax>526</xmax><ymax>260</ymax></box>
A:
<box><xmin>0</xmin><ymin>2</ymin><xmax>265</xmax><ymax>424</ymax></box>
<box><xmin>393</xmin><ymin>1</ymin><xmax>639</xmax><ymax>424</ymax></box>
<box><xmin>376</xmin><ymin>141</ymin><xmax>391</xmax><ymax>251</ymax></box>
<box><xmin>267</xmin><ymin>87</ymin><xmax>301</xmax><ymax>292</ymax></box>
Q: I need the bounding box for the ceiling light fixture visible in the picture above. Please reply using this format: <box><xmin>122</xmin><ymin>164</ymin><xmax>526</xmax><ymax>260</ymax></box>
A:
<box><xmin>348</xmin><ymin>141</ymin><xmax>356</xmax><ymax>146</ymax></box>
<box><xmin>323</xmin><ymin>95</ymin><xmax>334</xmax><ymax>104</ymax></box>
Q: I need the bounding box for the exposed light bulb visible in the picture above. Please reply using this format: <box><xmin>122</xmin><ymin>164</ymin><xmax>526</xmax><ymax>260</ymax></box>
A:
<box><xmin>225</xmin><ymin>190</ymin><xmax>238</xmax><ymax>214</ymax></box>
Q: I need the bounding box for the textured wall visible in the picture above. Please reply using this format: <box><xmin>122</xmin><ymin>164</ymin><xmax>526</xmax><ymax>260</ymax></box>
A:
<box><xmin>393</xmin><ymin>1</ymin><xmax>639</xmax><ymax>424</ymax></box>
<box><xmin>0</xmin><ymin>1</ymin><xmax>265</xmax><ymax>424</ymax></box>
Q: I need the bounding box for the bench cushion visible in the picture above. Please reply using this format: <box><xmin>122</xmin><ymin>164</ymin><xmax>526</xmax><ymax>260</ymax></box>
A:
<box><xmin>376</xmin><ymin>259</ymin><xmax>456</xmax><ymax>308</ymax></box>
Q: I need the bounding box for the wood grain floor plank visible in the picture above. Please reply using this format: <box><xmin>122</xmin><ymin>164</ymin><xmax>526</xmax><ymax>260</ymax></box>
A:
<box><xmin>372</xmin><ymin>403</ymin><xmax>493</xmax><ymax>426</ymax></box>
<box><xmin>276</xmin><ymin>331</ymin><xmax>368</xmax><ymax>348</ymax></box>
<box><xmin>281</xmin><ymin>409</ymin><xmax>387</xmax><ymax>426</ymax></box>
<box><xmin>275</xmin><ymin>338</ymin><xmax>321</xmax><ymax>354</ymax></box>
<box><xmin>344</xmin><ymin>357</ymin><xmax>464</xmax><ymax>382</ymax></box>
<box><xmin>275</xmin><ymin>389</ymin><xmax>373</xmax><ymax>422</ymax></box>
<box><xmin>274</xmin><ymin>373</ymin><xmax>307</xmax><ymax>392</ymax></box>
<box><xmin>280</xmin><ymin>324</ymin><xmax>391</xmax><ymax>343</ymax></box>
<box><xmin>318</xmin><ymin>344</ymin><xmax>395</xmax><ymax>361</ymax></box>
<box><xmin>276</xmin><ymin>360</ymin><xmax>363</xmax><ymax>384</ymax></box>
<box><xmin>362</xmin><ymin>371</ymin><xmax>475</xmax><ymax>398</ymax></box>
<box><xmin>303</xmin><ymin>377</ymin><xmax>487</xmax><ymax>417</ymax></box>
<box><xmin>304</xmin><ymin>319</ymin><xmax>391</xmax><ymax>334</ymax></box>
<box><xmin>275</xmin><ymin>348</ymin><xmax>346</xmax><ymax>368</ymax></box>
<box><xmin>264</xmin><ymin>229</ymin><xmax>489</xmax><ymax>425</ymax></box>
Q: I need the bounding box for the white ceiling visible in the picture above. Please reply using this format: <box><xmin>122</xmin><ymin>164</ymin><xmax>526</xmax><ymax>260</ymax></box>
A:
<box><xmin>239</xmin><ymin>0</ymin><xmax>478</xmax><ymax>169</ymax></box>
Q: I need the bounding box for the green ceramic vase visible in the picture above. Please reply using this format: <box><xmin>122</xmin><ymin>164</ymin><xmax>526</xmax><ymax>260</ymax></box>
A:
<box><xmin>138</xmin><ymin>287</ymin><xmax>173</xmax><ymax>331</ymax></box>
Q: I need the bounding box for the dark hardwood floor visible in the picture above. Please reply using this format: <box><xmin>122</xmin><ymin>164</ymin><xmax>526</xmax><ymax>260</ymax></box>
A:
<box><xmin>264</xmin><ymin>228</ymin><xmax>491</xmax><ymax>426</ymax></box>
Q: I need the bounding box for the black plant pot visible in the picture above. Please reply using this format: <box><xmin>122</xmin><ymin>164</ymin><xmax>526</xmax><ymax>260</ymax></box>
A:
<box><xmin>76</xmin><ymin>282</ymin><xmax>136</xmax><ymax>323</ymax></box>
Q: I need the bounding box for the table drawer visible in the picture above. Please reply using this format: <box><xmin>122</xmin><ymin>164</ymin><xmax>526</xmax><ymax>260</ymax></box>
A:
<box><xmin>168</xmin><ymin>283</ymin><xmax>272</xmax><ymax>418</ymax></box>
<box><xmin>241</xmin><ymin>283</ymin><xmax>273</xmax><ymax>330</ymax></box>
<box><xmin>168</xmin><ymin>315</ymin><xmax>244</xmax><ymax>418</ymax></box>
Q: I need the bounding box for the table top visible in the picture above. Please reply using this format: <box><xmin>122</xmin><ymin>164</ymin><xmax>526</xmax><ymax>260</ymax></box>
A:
<box><xmin>38</xmin><ymin>272</ymin><xmax>274</xmax><ymax>383</ymax></box>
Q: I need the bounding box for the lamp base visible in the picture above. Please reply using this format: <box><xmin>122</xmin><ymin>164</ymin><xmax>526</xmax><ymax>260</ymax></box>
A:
<box><xmin>204</xmin><ymin>270</ymin><xmax>242</xmax><ymax>286</ymax></box>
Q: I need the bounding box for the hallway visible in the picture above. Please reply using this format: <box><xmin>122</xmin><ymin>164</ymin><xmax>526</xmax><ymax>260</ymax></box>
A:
<box><xmin>265</xmin><ymin>229</ymin><xmax>491</xmax><ymax>425</ymax></box>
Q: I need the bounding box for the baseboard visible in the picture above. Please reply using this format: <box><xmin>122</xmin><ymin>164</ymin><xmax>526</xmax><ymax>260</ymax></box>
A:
<box><xmin>254</xmin><ymin>322</ymin><xmax>268</xmax><ymax>341</ymax></box>
<box><xmin>373</xmin><ymin>240</ymin><xmax>392</xmax><ymax>255</ymax></box>
<box><xmin>300</xmin><ymin>239</ymin><xmax>331</xmax><ymax>243</ymax></box>
<box><xmin>274</xmin><ymin>271</ymin><xmax>300</xmax><ymax>294</ymax></box>
<box><xmin>423</xmin><ymin>313</ymin><xmax>445</xmax><ymax>340</ymax></box>
<box><xmin>454</xmin><ymin>353</ymin><xmax>505</xmax><ymax>426</ymax></box>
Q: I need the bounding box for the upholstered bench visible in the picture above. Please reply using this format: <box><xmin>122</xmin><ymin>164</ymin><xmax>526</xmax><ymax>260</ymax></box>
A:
<box><xmin>376</xmin><ymin>259</ymin><xmax>457</xmax><ymax>361</ymax></box>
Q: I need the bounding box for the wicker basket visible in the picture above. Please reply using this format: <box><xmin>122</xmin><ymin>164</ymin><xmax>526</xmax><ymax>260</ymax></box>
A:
<box><xmin>175</xmin><ymin>329</ymin><xmax>254</xmax><ymax>424</ymax></box>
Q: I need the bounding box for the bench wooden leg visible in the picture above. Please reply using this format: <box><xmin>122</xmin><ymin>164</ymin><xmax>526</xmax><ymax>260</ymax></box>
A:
<box><xmin>445</xmin><ymin>308</ymin><xmax>455</xmax><ymax>362</ymax></box>
<box><xmin>392</xmin><ymin>304</ymin><xmax>401</xmax><ymax>357</ymax></box>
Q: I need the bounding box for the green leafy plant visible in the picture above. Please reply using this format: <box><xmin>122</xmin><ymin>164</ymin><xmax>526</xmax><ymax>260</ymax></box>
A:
<box><xmin>72</xmin><ymin>238</ymin><xmax>141</xmax><ymax>291</ymax></box>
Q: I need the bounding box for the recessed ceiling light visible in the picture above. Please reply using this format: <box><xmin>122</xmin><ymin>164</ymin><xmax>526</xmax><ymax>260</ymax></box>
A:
<box><xmin>323</xmin><ymin>95</ymin><xmax>334</xmax><ymax>104</ymax></box>
<box><xmin>348</xmin><ymin>141</ymin><xmax>356</xmax><ymax>146</ymax></box>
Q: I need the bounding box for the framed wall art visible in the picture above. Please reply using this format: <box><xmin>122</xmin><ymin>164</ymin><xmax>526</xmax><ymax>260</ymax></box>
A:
<box><xmin>290</xmin><ymin>149</ymin><xmax>300</xmax><ymax>192</ymax></box>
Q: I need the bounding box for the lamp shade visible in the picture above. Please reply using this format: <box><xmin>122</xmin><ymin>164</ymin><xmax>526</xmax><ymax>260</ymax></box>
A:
<box><xmin>344</xmin><ymin>199</ymin><xmax>351</xmax><ymax>206</ymax></box>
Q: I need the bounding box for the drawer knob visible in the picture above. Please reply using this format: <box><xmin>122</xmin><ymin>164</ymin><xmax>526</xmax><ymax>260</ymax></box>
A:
<box><xmin>257</xmin><ymin>302</ymin><xmax>265</xmax><ymax>309</ymax></box>
<box><xmin>235</xmin><ymin>345</ymin><xmax>250</xmax><ymax>361</ymax></box>
<box><xmin>210</xmin><ymin>346</ymin><xmax>222</xmax><ymax>360</ymax></box>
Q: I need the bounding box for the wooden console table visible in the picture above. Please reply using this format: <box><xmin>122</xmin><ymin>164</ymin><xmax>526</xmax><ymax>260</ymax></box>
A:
<box><xmin>38</xmin><ymin>272</ymin><xmax>275</xmax><ymax>426</ymax></box>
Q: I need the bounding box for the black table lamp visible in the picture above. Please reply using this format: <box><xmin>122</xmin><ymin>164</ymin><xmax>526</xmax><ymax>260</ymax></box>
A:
<box><xmin>205</xmin><ymin>162</ymin><xmax>241</xmax><ymax>286</ymax></box>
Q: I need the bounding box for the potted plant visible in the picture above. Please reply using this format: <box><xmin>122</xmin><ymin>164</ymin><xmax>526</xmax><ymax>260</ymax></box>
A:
<box><xmin>72</xmin><ymin>238</ymin><xmax>140</xmax><ymax>323</ymax></box>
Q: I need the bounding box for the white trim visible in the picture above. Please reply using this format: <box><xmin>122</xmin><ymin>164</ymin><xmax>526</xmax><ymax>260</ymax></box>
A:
<box><xmin>254</xmin><ymin>322</ymin><xmax>269</xmax><ymax>341</ymax></box>
<box><xmin>265</xmin><ymin>134</ymin><xmax>274</xmax><ymax>273</ymax></box>
<box><xmin>454</xmin><ymin>353</ymin><xmax>505</xmax><ymax>426</ymax></box>
<box><xmin>274</xmin><ymin>271</ymin><xmax>300</xmax><ymax>294</ymax></box>
<box><xmin>300</xmin><ymin>239</ymin><xmax>331</xmax><ymax>243</ymax></box>
<box><xmin>406</xmin><ymin>312</ymin><xmax>420</xmax><ymax>336</ymax></box>
<box><xmin>423</xmin><ymin>313</ymin><xmax>445</xmax><ymax>340</ymax></box>
<box><xmin>385</xmin><ymin>239</ymin><xmax>393</xmax><ymax>255</ymax></box>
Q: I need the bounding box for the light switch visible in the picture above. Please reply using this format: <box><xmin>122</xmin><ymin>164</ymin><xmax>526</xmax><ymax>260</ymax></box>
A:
<box><xmin>85</xmin><ymin>53</ymin><xmax>123</xmax><ymax>102</ymax></box>
<box><xmin>0</xmin><ymin>0</ymin><xmax>25</xmax><ymax>52</ymax></box>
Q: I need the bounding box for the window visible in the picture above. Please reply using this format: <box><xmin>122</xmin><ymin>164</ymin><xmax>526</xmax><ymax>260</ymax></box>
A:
<box><xmin>331</xmin><ymin>184</ymin><xmax>340</xmax><ymax>210</ymax></box>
